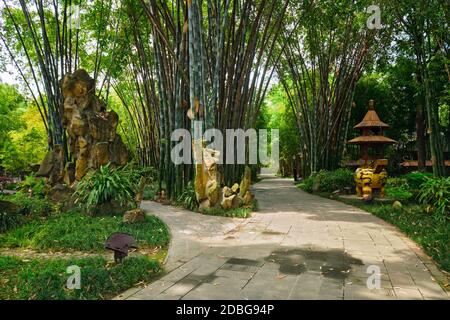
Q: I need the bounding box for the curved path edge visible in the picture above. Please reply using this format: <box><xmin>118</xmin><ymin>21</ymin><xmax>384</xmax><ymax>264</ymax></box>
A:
<box><xmin>115</xmin><ymin>175</ymin><xmax>448</xmax><ymax>300</ymax></box>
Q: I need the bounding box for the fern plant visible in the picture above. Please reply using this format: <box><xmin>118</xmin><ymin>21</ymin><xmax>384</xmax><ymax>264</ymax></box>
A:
<box><xmin>74</xmin><ymin>164</ymin><xmax>137</xmax><ymax>214</ymax></box>
<box><xmin>176</xmin><ymin>182</ymin><xmax>198</xmax><ymax>211</ymax></box>
<box><xmin>418</xmin><ymin>177</ymin><xmax>449</xmax><ymax>222</ymax></box>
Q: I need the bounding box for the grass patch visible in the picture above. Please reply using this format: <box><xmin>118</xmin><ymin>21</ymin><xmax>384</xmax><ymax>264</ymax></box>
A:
<box><xmin>324</xmin><ymin>194</ymin><xmax>450</xmax><ymax>273</ymax></box>
<box><xmin>0</xmin><ymin>255</ymin><xmax>161</xmax><ymax>300</ymax></box>
<box><xmin>199</xmin><ymin>200</ymin><xmax>257</xmax><ymax>218</ymax></box>
<box><xmin>0</xmin><ymin>211</ymin><xmax>170</xmax><ymax>251</ymax></box>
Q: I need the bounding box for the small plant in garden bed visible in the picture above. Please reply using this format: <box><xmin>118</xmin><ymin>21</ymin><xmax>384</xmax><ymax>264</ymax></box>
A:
<box><xmin>0</xmin><ymin>193</ymin><xmax>60</xmax><ymax>233</ymax></box>
<box><xmin>17</xmin><ymin>174</ymin><xmax>47</xmax><ymax>198</ymax></box>
<box><xmin>385</xmin><ymin>185</ymin><xmax>413</xmax><ymax>202</ymax></box>
<box><xmin>0</xmin><ymin>255</ymin><xmax>161</xmax><ymax>300</ymax></box>
<box><xmin>199</xmin><ymin>200</ymin><xmax>257</xmax><ymax>218</ymax></box>
<box><xmin>175</xmin><ymin>181</ymin><xmax>198</xmax><ymax>211</ymax></box>
<box><xmin>418</xmin><ymin>176</ymin><xmax>449</xmax><ymax>222</ymax></box>
<box><xmin>200</xmin><ymin>206</ymin><xmax>252</xmax><ymax>218</ymax></box>
<box><xmin>74</xmin><ymin>164</ymin><xmax>137</xmax><ymax>215</ymax></box>
<box><xmin>297</xmin><ymin>169</ymin><xmax>354</xmax><ymax>193</ymax></box>
<box><xmin>0</xmin><ymin>211</ymin><xmax>170</xmax><ymax>251</ymax></box>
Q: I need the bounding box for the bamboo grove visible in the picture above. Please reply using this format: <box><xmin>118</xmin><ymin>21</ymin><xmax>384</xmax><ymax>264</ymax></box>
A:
<box><xmin>114</xmin><ymin>0</ymin><xmax>289</xmax><ymax>197</ymax></box>
<box><xmin>0</xmin><ymin>0</ymin><xmax>448</xmax><ymax>199</ymax></box>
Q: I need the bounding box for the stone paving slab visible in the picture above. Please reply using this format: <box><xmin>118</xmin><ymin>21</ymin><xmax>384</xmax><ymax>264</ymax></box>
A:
<box><xmin>115</xmin><ymin>175</ymin><xmax>449</xmax><ymax>300</ymax></box>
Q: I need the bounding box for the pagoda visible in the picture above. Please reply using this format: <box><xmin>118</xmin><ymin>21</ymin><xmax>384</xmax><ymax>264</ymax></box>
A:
<box><xmin>348</xmin><ymin>100</ymin><xmax>396</xmax><ymax>200</ymax></box>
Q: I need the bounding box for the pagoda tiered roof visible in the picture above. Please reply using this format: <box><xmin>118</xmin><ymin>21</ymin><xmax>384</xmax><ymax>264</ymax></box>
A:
<box><xmin>353</xmin><ymin>100</ymin><xmax>390</xmax><ymax>129</ymax></box>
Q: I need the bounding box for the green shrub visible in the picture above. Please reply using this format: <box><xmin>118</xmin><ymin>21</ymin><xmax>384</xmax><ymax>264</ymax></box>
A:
<box><xmin>404</xmin><ymin>171</ymin><xmax>433</xmax><ymax>190</ymax></box>
<box><xmin>0</xmin><ymin>211</ymin><xmax>170</xmax><ymax>251</ymax></box>
<box><xmin>0</xmin><ymin>193</ymin><xmax>58</xmax><ymax>218</ymax></box>
<box><xmin>9</xmin><ymin>192</ymin><xmax>57</xmax><ymax>216</ymax></box>
<box><xmin>74</xmin><ymin>164</ymin><xmax>137</xmax><ymax>214</ymax></box>
<box><xmin>18</xmin><ymin>174</ymin><xmax>46</xmax><ymax>198</ymax></box>
<box><xmin>385</xmin><ymin>185</ymin><xmax>413</xmax><ymax>202</ymax></box>
<box><xmin>418</xmin><ymin>177</ymin><xmax>449</xmax><ymax>222</ymax></box>
<box><xmin>143</xmin><ymin>183</ymin><xmax>158</xmax><ymax>201</ymax></box>
<box><xmin>176</xmin><ymin>182</ymin><xmax>198</xmax><ymax>211</ymax></box>
<box><xmin>297</xmin><ymin>175</ymin><xmax>314</xmax><ymax>193</ymax></box>
<box><xmin>0</xmin><ymin>255</ymin><xmax>161</xmax><ymax>300</ymax></box>
<box><xmin>386</xmin><ymin>177</ymin><xmax>409</xmax><ymax>188</ymax></box>
<box><xmin>4</xmin><ymin>182</ymin><xmax>17</xmax><ymax>190</ymax></box>
<box><xmin>298</xmin><ymin>169</ymin><xmax>354</xmax><ymax>193</ymax></box>
<box><xmin>318</xmin><ymin>169</ymin><xmax>354</xmax><ymax>192</ymax></box>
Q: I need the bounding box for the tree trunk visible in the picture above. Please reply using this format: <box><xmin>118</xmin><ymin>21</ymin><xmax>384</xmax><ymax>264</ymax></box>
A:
<box><xmin>415</xmin><ymin>102</ymin><xmax>427</xmax><ymax>171</ymax></box>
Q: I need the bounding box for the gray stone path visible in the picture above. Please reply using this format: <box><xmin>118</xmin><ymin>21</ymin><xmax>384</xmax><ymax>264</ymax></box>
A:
<box><xmin>116</xmin><ymin>174</ymin><xmax>449</xmax><ymax>300</ymax></box>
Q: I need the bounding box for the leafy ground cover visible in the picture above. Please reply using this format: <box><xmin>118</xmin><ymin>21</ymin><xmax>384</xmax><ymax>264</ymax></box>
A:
<box><xmin>0</xmin><ymin>211</ymin><xmax>170</xmax><ymax>251</ymax></box>
<box><xmin>0</xmin><ymin>255</ymin><xmax>161</xmax><ymax>299</ymax></box>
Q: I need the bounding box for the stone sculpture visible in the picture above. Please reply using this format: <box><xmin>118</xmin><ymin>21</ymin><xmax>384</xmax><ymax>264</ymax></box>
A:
<box><xmin>194</xmin><ymin>145</ymin><xmax>255</xmax><ymax>210</ymax></box>
<box><xmin>347</xmin><ymin>100</ymin><xmax>396</xmax><ymax>200</ymax></box>
<box><xmin>37</xmin><ymin>69</ymin><xmax>129</xmax><ymax>185</ymax></box>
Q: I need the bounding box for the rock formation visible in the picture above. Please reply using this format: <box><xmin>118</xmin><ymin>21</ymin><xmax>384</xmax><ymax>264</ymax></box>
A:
<box><xmin>194</xmin><ymin>146</ymin><xmax>255</xmax><ymax>210</ymax></box>
<box><xmin>37</xmin><ymin>69</ymin><xmax>129</xmax><ymax>186</ymax></box>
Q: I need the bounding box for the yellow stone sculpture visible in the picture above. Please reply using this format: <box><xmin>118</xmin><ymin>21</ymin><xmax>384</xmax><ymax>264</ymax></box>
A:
<box><xmin>348</xmin><ymin>100</ymin><xmax>396</xmax><ymax>200</ymax></box>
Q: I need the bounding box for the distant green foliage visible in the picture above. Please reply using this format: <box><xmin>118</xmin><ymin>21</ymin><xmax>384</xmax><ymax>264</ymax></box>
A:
<box><xmin>0</xmin><ymin>84</ymin><xmax>47</xmax><ymax>174</ymax></box>
<box><xmin>266</xmin><ymin>85</ymin><xmax>301</xmax><ymax>177</ymax></box>
<box><xmin>298</xmin><ymin>169</ymin><xmax>354</xmax><ymax>193</ymax></box>
<box><xmin>176</xmin><ymin>182</ymin><xmax>198</xmax><ymax>211</ymax></box>
<box><xmin>0</xmin><ymin>255</ymin><xmax>161</xmax><ymax>300</ymax></box>
<box><xmin>74</xmin><ymin>164</ymin><xmax>137</xmax><ymax>214</ymax></box>
<box><xmin>0</xmin><ymin>211</ymin><xmax>170</xmax><ymax>251</ymax></box>
<box><xmin>418</xmin><ymin>177</ymin><xmax>450</xmax><ymax>222</ymax></box>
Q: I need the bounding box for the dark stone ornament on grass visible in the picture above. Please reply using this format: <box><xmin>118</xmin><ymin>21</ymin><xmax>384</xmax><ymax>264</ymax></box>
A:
<box><xmin>105</xmin><ymin>233</ymin><xmax>137</xmax><ymax>263</ymax></box>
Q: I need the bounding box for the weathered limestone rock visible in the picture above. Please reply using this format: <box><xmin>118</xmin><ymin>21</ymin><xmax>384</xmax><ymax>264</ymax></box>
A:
<box><xmin>0</xmin><ymin>200</ymin><xmax>21</xmax><ymax>215</ymax></box>
<box><xmin>123</xmin><ymin>208</ymin><xmax>145</xmax><ymax>224</ymax></box>
<box><xmin>63</xmin><ymin>162</ymin><xmax>76</xmax><ymax>186</ymax></box>
<box><xmin>37</xmin><ymin>69</ymin><xmax>129</xmax><ymax>186</ymax></box>
<box><xmin>193</xmin><ymin>149</ymin><xmax>255</xmax><ymax>211</ymax></box>
<box><xmin>231</xmin><ymin>183</ymin><xmax>240</xmax><ymax>194</ymax></box>
<box><xmin>199</xmin><ymin>199</ymin><xmax>211</xmax><ymax>210</ymax></box>
<box><xmin>221</xmin><ymin>194</ymin><xmax>240</xmax><ymax>210</ymax></box>
<box><xmin>47</xmin><ymin>184</ymin><xmax>75</xmax><ymax>210</ymax></box>
<box><xmin>223</xmin><ymin>186</ymin><xmax>232</xmax><ymax>197</ymax></box>
<box><xmin>194</xmin><ymin>147</ymin><xmax>221</xmax><ymax>206</ymax></box>
<box><xmin>239</xmin><ymin>166</ymin><xmax>251</xmax><ymax>197</ymax></box>
<box><xmin>37</xmin><ymin>144</ymin><xmax>65</xmax><ymax>185</ymax></box>
<box><xmin>392</xmin><ymin>201</ymin><xmax>402</xmax><ymax>209</ymax></box>
<box><xmin>312</xmin><ymin>174</ymin><xmax>321</xmax><ymax>193</ymax></box>
<box><xmin>242</xmin><ymin>191</ymin><xmax>254</xmax><ymax>207</ymax></box>
<box><xmin>92</xmin><ymin>142</ymin><xmax>110</xmax><ymax>167</ymax></box>
<box><xmin>206</xmin><ymin>180</ymin><xmax>220</xmax><ymax>207</ymax></box>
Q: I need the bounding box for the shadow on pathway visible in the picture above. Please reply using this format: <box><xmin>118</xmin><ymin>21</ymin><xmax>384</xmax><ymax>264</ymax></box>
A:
<box><xmin>115</xmin><ymin>175</ymin><xmax>448</xmax><ymax>300</ymax></box>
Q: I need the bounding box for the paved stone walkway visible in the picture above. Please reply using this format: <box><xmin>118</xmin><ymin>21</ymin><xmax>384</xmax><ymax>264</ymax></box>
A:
<box><xmin>116</xmin><ymin>175</ymin><xmax>449</xmax><ymax>300</ymax></box>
